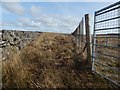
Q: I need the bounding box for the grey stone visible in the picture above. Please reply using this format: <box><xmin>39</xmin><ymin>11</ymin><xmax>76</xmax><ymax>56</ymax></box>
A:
<box><xmin>1</xmin><ymin>30</ymin><xmax>41</xmax><ymax>61</ymax></box>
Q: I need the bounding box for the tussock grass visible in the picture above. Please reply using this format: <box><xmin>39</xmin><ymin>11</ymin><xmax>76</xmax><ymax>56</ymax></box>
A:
<box><xmin>2</xmin><ymin>53</ymin><xmax>30</xmax><ymax>88</ymax></box>
<box><xmin>2</xmin><ymin>33</ymin><xmax>117</xmax><ymax>88</ymax></box>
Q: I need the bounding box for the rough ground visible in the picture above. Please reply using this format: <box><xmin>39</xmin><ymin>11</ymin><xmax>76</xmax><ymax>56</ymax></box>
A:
<box><xmin>2</xmin><ymin>32</ymin><xmax>118</xmax><ymax>88</ymax></box>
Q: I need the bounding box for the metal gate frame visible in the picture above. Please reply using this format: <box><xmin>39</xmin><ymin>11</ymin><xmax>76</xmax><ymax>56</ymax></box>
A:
<box><xmin>92</xmin><ymin>1</ymin><xmax>120</xmax><ymax>86</ymax></box>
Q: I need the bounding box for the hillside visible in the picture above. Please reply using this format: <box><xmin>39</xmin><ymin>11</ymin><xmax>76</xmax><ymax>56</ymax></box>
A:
<box><xmin>2</xmin><ymin>32</ymin><xmax>116</xmax><ymax>88</ymax></box>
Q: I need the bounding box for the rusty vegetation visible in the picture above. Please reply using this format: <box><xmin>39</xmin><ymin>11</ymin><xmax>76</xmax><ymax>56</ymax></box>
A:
<box><xmin>2</xmin><ymin>32</ymin><xmax>117</xmax><ymax>88</ymax></box>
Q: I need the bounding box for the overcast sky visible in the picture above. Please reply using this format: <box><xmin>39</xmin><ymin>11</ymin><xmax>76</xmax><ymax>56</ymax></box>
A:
<box><xmin>1</xmin><ymin>1</ymin><xmax>114</xmax><ymax>33</ymax></box>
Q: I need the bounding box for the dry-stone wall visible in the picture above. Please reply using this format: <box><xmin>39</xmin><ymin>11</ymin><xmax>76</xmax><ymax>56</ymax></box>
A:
<box><xmin>0</xmin><ymin>30</ymin><xmax>41</xmax><ymax>61</ymax></box>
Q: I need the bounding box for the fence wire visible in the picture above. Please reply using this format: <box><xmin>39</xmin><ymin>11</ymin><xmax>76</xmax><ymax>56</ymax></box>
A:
<box><xmin>72</xmin><ymin>17</ymin><xmax>85</xmax><ymax>49</ymax></box>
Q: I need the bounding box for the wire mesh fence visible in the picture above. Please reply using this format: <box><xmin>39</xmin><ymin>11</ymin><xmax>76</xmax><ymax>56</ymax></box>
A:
<box><xmin>71</xmin><ymin>17</ymin><xmax>84</xmax><ymax>49</ymax></box>
<box><xmin>71</xmin><ymin>14</ymin><xmax>92</xmax><ymax>66</ymax></box>
<box><xmin>92</xmin><ymin>1</ymin><xmax>120</xmax><ymax>86</ymax></box>
<box><xmin>71</xmin><ymin>17</ymin><xmax>87</xmax><ymax>57</ymax></box>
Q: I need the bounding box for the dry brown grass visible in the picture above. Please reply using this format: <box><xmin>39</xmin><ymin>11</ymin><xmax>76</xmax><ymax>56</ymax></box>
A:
<box><xmin>2</xmin><ymin>32</ymin><xmax>118</xmax><ymax>88</ymax></box>
<box><xmin>2</xmin><ymin>52</ymin><xmax>30</xmax><ymax>88</ymax></box>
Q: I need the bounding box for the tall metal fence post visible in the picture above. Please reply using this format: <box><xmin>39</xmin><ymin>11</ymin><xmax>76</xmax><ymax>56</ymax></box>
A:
<box><xmin>79</xmin><ymin>22</ymin><xmax>81</xmax><ymax>48</ymax></box>
<box><xmin>85</xmin><ymin>14</ymin><xmax>92</xmax><ymax>69</ymax></box>
<box><xmin>80</xmin><ymin>17</ymin><xmax>84</xmax><ymax>49</ymax></box>
<box><xmin>78</xmin><ymin>26</ymin><xmax>80</xmax><ymax>49</ymax></box>
<box><xmin>81</xmin><ymin>17</ymin><xmax>84</xmax><ymax>43</ymax></box>
<box><xmin>92</xmin><ymin>12</ymin><xmax>96</xmax><ymax>71</ymax></box>
<box><xmin>77</xmin><ymin>27</ymin><xmax>79</xmax><ymax>48</ymax></box>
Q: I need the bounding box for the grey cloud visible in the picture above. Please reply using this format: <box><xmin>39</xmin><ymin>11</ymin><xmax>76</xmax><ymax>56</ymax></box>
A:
<box><xmin>9</xmin><ymin>14</ymin><xmax>79</xmax><ymax>33</ymax></box>
<box><xmin>30</xmin><ymin>5</ymin><xmax>43</xmax><ymax>17</ymax></box>
<box><xmin>2</xmin><ymin>2</ymin><xmax>24</xmax><ymax>15</ymax></box>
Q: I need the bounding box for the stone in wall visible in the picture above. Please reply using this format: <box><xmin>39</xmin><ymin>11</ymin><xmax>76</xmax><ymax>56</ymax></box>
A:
<box><xmin>0</xmin><ymin>30</ymin><xmax>42</xmax><ymax>61</ymax></box>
